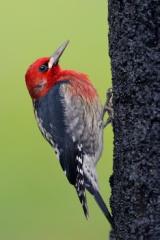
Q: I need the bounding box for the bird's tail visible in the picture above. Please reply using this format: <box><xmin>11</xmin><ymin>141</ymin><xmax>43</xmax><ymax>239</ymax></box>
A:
<box><xmin>84</xmin><ymin>171</ymin><xmax>114</xmax><ymax>227</ymax></box>
<box><xmin>94</xmin><ymin>190</ymin><xmax>114</xmax><ymax>228</ymax></box>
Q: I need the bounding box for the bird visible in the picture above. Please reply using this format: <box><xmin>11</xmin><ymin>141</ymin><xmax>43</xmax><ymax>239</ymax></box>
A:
<box><xmin>25</xmin><ymin>40</ymin><xmax>114</xmax><ymax>228</ymax></box>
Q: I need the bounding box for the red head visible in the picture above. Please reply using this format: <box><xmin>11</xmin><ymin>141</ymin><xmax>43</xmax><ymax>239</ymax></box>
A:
<box><xmin>25</xmin><ymin>41</ymin><xmax>70</xmax><ymax>100</ymax></box>
<box><xmin>25</xmin><ymin>40</ymin><xmax>98</xmax><ymax>101</ymax></box>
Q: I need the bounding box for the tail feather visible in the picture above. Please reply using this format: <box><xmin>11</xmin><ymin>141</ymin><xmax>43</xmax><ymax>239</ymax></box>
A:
<box><xmin>84</xmin><ymin>172</ymin><xmax>114</xmax><ymax>228</ymax></box>
<box><xmin>94</xmin><ymin>190</ymin><xmax>114</xmax><ymax>228</ymax></box>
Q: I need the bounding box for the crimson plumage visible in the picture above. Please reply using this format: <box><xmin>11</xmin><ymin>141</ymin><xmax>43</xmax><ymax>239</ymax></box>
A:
<box><xmin>25</xmin><ymin>41</ymin><xmax>113</xmax><ymax>227</ymax></box>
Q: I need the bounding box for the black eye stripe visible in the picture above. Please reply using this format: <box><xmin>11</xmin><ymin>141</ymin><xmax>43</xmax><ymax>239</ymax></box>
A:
<box><xmin>39</xmin><ymin>64</ymin><xmax>48</xmax><ymax>72</ymax></box>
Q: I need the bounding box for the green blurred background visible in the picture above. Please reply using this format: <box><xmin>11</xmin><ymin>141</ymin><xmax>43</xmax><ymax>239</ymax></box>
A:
<box><xmin>0</xmin><ymin>0</ymin><xmax>113</xmax><ymax>239</ymax></box>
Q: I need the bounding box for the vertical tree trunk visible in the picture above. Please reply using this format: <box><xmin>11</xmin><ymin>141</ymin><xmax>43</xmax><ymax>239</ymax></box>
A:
<box><xmin>108</xmin><ymin>1</ymin><xmax>160</xmax><ymax>239</ymax></box>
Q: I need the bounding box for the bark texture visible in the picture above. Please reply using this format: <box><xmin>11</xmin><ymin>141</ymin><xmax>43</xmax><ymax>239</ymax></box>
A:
<box><xmin>108</xmin><ymin>1</ymin><xmax>160</xmax><ymax>239</ymax></box>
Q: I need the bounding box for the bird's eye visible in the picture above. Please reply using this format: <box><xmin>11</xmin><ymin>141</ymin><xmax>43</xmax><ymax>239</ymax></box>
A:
<box><xmin>39</xmin><ymin>64</ymin><xmax>48</xmax><ymax>72</ymax></box>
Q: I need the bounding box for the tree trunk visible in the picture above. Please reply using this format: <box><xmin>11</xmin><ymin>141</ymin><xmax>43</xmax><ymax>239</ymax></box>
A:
<box><xmin>108</xmin><ymin>1</ymin><xmax>160</xmax><ymax>239</ymax></box>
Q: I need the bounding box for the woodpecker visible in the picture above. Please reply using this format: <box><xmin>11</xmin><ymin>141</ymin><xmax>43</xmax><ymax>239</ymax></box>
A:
<box><xmin>25</xmin><ymin>40</ymin><xmax>114</xmax><ymax>228</ymax></box>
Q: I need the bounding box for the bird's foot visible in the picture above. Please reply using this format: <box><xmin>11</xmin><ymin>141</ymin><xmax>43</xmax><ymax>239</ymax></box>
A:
<box><xmin>102</xmin><ymin>87</ymin><xmax>114</xmax><ymax>128</ymax></box>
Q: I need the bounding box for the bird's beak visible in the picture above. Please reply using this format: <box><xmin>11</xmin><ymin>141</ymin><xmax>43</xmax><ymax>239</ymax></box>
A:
<box><xmin>48</xmin><ymin>40</ymin><xmax>69</xmax><ymax>69</ymax></box>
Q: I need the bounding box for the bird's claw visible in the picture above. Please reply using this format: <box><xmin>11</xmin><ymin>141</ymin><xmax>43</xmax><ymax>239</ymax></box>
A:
<box><xmin>102</xmin><ymin>87</ymin><xmax>114</xmax><ymax>128</ymax></box>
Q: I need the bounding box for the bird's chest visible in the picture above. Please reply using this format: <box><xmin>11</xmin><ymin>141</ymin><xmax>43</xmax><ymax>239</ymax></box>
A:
<box><xmin>62</xmin><ymin>90</ymin><xmax>103</xmax><ymax>159</ymax></box>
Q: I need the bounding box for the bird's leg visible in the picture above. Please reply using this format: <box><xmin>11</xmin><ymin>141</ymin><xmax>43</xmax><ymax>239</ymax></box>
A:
<box><xmin>102</xmin><ymin>87</ymin><xmax>114</xmax><ymax>128</ymax></box>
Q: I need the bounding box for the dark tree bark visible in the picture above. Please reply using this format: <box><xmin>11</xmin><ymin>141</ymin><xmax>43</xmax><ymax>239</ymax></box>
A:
<box><xmin>108</xmin><ymin>1</ymin><xmax>160</xmax><ymax>239</ymax></box>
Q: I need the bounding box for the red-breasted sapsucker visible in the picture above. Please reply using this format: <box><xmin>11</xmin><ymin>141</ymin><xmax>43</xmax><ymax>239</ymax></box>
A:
<box><xmin>25</xmin><ymin>41</ymin><xmax>113</xmax><ymax>228</ymax></box>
